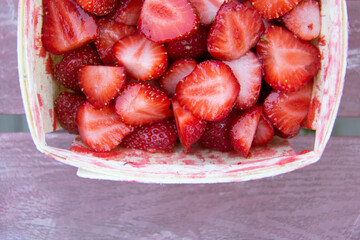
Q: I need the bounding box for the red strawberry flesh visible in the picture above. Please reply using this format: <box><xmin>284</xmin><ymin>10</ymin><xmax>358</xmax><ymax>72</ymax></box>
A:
<box><xmin>110</xmin><ymin>0</ymin><xmax>144</xmax><ymax>25</ymax></box>
<box><xmin>250</xmin><ymin>0</ymin><xmax>301</xmax><ymax>19</ymax></box>
<box><xmin>252</xmin><ymin>112</ymin><xmax>274</xmax><ymax>146</ymax></box>
<box><xmin>75</xmin><ymin>0</ymin><xmax>118</xmax><ymax>16</ymax></box>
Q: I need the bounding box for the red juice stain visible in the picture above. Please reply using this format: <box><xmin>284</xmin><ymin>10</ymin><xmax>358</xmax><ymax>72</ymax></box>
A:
<box><xmin>304</xmin><ymin>95</ymin><xmax>321</xmax><ymax>129</ymax></box>
<box><xmin>37</xmin><ymin>93</ymin><xmax>44</xmax><ymax>107</ymax></box>
<box><xmin>318</xmin><ymin>35</ymin><xmax>326</xmax><ymax>46</ymax></box>
<box><xmin>45</xmin><ymin>55</ymin><xmax>53</xmax><ymax>74</ymax></box>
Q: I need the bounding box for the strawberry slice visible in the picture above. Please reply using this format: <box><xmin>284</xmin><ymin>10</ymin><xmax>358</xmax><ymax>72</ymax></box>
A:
<box><xmin>76</xmin><ymin>102</ymin><xmax>134</xmax><ymax>152</ymax></box>
<box><xmin>94</xmin><ymin>18</ymin><xmax>137</xmax><ymax>65</ymax></box>
<box><xmin>113</xmin><ymin>33</ymin><xmax>168</xmax><ymax>81</ymax></box>
<box><xmin>54</xmin><ymin>45</ymin><xmax>102</xmax><ymax>92</ymax></box>
<box><xmin>199</xmin><ymin>110</ymin><xmax>238</xmax><ymax>152</ymax></box>
<box><xmin>252</xmin><ymin>112</ymin><xmax>274</xmax><ymax>146</ymax></box>
<box><xmin>207</xmin><ymin>1</ymin><xmax>264</xmax><ymax>61</ymax></box>
<box><xmin>249</xmin><ymin>0</ymin><xmax>301</xmax><ymax>19</ymax></box>
<box><xmin>257</xmin><ymin>26</ymin><xmax>320</xmax><ymax>92</ymax></box>
<box><xmin>263</xmin><ymin>80</ymin><xmax>313</xmax><ymax>137</ymax></box>
<box><xmin>283</xmin><ymin>0</ymin><xmax>321</xmax><ymax>41</ymax></box>
<box><xmin>54</xmin><ymin>92</ymin><xmax>86</xmax><ymax>134</ymax></box>
<box><xmin>175</xmin><ymin>60</ymin><xmax>240</xmax><ymax>121</ymax></box>
<box><xmin>110</xmin><ymin>0</ymin><xmax>144</xmax><ymax>25</ymax></box>
<box><xmin>137</xmin><ymin>0</ymin><xmax>200</xmax><ymax>43</ymax></box>
<box><xmin>114</xmin><ymin>83</ymin><xmax>173</xmax><ymax>126</ymax></box>
<box><xmin>188</xmin><ymin>0</ymin><xmax>225</xmax><ymax>25</ymax></box>
<box><xmin>159</xmin><ymin>58</ymin><xmax>197</xmax><ymax>97</ymax></box>
<box><xmin>172</xmin><ymin>99</ymin><xmax>206</xmax><ymax>153</ymax></box>
<box><xmin>230</xmin><ymin>105</ymin><xmax>262</xmax><ymax>157</ymax></box>
<box><xmin>224</xmin><ymin>51</ymin><xmax>262</xmax><ymax>110</ymax></box>
<box><xmin>41</xmin><ymin>0</ymin><xmax>98</xmax><ymax>55</ymax></box>
<box><xmin>78</xmin><ymin>65</ymin><xmax>126</xmax><ymax>109</ymax></box>
<box><xmin>122</xmin><ymin>119</ymin><xmax>178</xmax><ymax>153</ymax></box>
<box><xmin>75</xmin><ymin>0</ymin><xmax>118</xmax><ymax>16</ymax></box>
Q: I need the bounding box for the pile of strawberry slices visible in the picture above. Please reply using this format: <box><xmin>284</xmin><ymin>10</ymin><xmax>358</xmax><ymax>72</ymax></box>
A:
<box><xmin>43</xmin><ymin>0</ymin><xmax>321</xmax><ymax>156</ymax></box>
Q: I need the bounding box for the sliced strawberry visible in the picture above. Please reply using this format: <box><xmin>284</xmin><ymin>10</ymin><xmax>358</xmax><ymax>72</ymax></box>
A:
<box><xmin>110</xmin><ymin>0</ymin><xmax>144</xmax><ymax>25</ymax></box>
<box><xmin>188</xmin><ymin>0</ymin><xmax>225</xmax><ymax>25</ymax></box>
<box><xmin>41</xmin><ymin>0</ymin><xmax>98</xmax><ymax>55</ymax></box>
<box><xmin>54</xmin><ymin>92</ymin><xmax>86</xmax><ymax>134</ymax></box>
<box><xmin>175</xmin><ymin>60</ymin><xmax>240</xmax><ymax>121</ymax></box>
<box><xmin>166</xmin><ymin>25</ymin><xmax>209</xmax><ymax>61</ymax></box>
<box><xmin>54</xmin><ymin>45</ymin><xmax>102</xmax><ymax>92</ymax></box>
<box><xmin>230</xmin><ymin>105</ymin><xmax>262</xmax><ymax>157</ymax></box>
<box><xmin>78</xmin><ymin>65</ymin><xmax>126</xmax><ymax>109</ymax></box>
<box><xmin>113</xmin><ymin>33</ymin><xmax>168</xmax><ymax>81</ymax></box>
<box><xmin>257</xmin><ymin>26</ymin><xmax>320</xmax><ymax>92</ymax></box>
<box><xmin>207</xmin><ymin>1</ymin><xmax>264</xmax><ymax>61</ymax></box>
<box><xmin>275</xmin><ymin>126</ymin><xmax>301</xmax><ymax>139</ymax></box>
<box><xmin>159</xmin><ymin>58</ymin><xmax>197</xmax><ymax>97</ymax></box>
<box><xmin>114</xmin><ymin>83</ymin><xmax>172</xmax><ymax>126</ymax></box>
<box><xmin>126</xmin><ymin>76</ymin><xmax>161</xmax><ymax>89</ymax></box>
<box><xmin>75</xmin><ymin>0</ymin><xmax>118</xmax><ymax>16</ymax></box>
<box><xmin>137</xmin><ymin>0</ymin><xmax>200</xmax><ymax>43</ymax></box>
<box><xmin>249</xmin><ymin>0</ymin><xmax>301</xmax><ymax>19</ymax></box>
<box><xmin>94</xmin><ymin>18</ymin><xmax>137</xmax><ymax>65</ymax></box>
<box><xmin>199</xmin><ymin>109</ymin><xmax>238</xmax><ymax>152</ymax></box>
<box><xmin>76</xmin><ymin>102</ymin><xmax>134</xmax><ymax>152</ymax></box>
<box><xmin>224</xmin><ymin>51</ymin><xmax>262</xmax><ymax>110</ymax></box>
<box><xmin>263</xmin><ymin>80</ymin><xmax>313</xmax><ymax>137</ymax></box>
<box><xmin>252</xmin><ymin>112</ymin><xmax>274</xmax><ymax>146</ymax></box>
<box><xmin>122</xmin><ymin>119</ymin><xmax>178</xmax><ymax>153</ymax></box>
<box><xmin>283</xmin><ymin>0</ymin><xmax>321</xmax><ymax>41</ymax></box>
<box><xmin>172</xmin><ymin>99</ymin><xmax>206</xmax><ymax>153</ymax></box>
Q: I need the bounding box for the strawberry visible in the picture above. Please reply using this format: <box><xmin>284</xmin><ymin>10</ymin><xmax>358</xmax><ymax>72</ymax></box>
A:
<box><xmin>207</xmin><ymin>1</ymin><xmax>264</xmax><ymax>61</ymax></box>
<box><xmin>166</xmin><ymin>25</ymin><xmax>209</xmax><ymax>61</ymax></box>
<box><xmin>159</xmin><ymin>58</ymin><xmax>197</xmax><ymax>97</ymax></box>
<box><xmin>76</xmin><ymin>101</ymin><xmax>134</xmax><ymax>152</ymax></box>
<box><xmin>94</xmin><ymin>18</ymin><xmax>137</xmax><ymax>65</ymax></box>
<box><xmin>230</xmin><ymin>105</ymin><xmax>262</xmax><ymax>157</ymax></box>
<box><xmin>75</xmin><ymin>0</ymin><xmax>118</xmax><ymax>16</ymax></box>
<box><xmin>172</xmin><ymin>99</ymin><xmax>206</xmax><ymax>153</ymax></box>
<box><xmin>122</xmin><ymin>119</ymin><xmax>178</xmax><ymax>153</ymax></box>
<box><xmin>114</xmin><ymin>83</ymin><xmax>173</xmax><ymax>126</ymax></box>
<box><xmin>137</xmin><ymin>0</ymin><xmax>200</xmax><ymax>43</ymax></box>
<box><xmin>54</xmin><ymin>92</ymin><xmax>86</xmax><ymax>134</ymax></box>
<box><xmin>249</xmin><ymin>0</ymin><xmax>301</xmax><ymax>19</ymax></box>
<box><xmin>78</xmin><ymin>65</ymin><xmax>126</xmax><ymax>109</ymax></box>
<box><xmin>275</xmin><ymin>127</ymin><xmax>301</xmax><ymax>139</ymax></box>
<box><xmin>54</xmin><ymin>45</ymin><xmax>102</xmax><ymax>92</ymax></box>
<box><xmin>263</xmin><ymin>80</ymin><xmax>313</xmax><ymax>137</ymax></box>
<box><xmin>110</xmin><ymin>0</ymin><xmax>144</xmax><ymax>25</ymax></box>
<box><xmin>283</xmin><ymin>0</ymin><xmax>321</xmax><ymax>41</ymax></box>
<box><xmin>188</xmin><ymin>0</ymin><xmax>225</xmax><ymax>25</ymax></box>
<box><xmin>257</xmin><ymin>26</ymin><xmax>320</xmax><ymax>92</ymax></box>
<box><xmin>175</xmin><ymin>60</ymin><xmax>240</xmax><ymax>121</ymax></box>
<box><xmin>113</xmin><ymin>33</ymin><xmax>168</xmax><ymax>81</ymax></box>
<box><xmin>199</xmin><ymin>109</ymin><xmax>238</xmax><ymax>152</ymax></box>
<box><xmin>224</xmin><ymin>51</ymin><xmax>262</xmax><ymax>110</ymax></box>
<box><xmin>252</xmin><ymin>112</ymin><xmax>274</xmax><ymax>146</ymax></box>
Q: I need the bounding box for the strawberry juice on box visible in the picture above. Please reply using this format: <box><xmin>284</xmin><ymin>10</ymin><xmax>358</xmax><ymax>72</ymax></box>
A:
<box><xmin>17</xmin><ymin>0</ymin><xmax>348</xmax><ymax>183</ymax></box>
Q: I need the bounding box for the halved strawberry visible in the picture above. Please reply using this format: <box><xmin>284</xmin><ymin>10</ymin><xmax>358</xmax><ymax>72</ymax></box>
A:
<box><xmin>189</xmin><ymin>0</ymin><xmax>225</xmax><ymax>25</ymax></box>
<box><xmin>41</xmin><ymin>0</ymin><xmax>98</xmax><ymax>55</ymax></box>
<box><xmin>122</xmin><ymin>119</ymin><xmax>178</xmax><ymax>153</ymax></box>
<box><xmin>54</xmin><ymin>92</ymin><xmax>86</xmax><ymax>134</ymax></box>
<box><xmin>175</xmin><ymin>60</ymin><xmax>240</xmax><ymax>121</ymax></box>
<box><xmin>249</xmin><ymin>0</ymin><xmax>301</xmax><ymax>19</ymax></box>
<box><xmin>110</xmin><ymin>0</ymin><xmax>144</xmax><ymax>25</ymax></box>
<box><xmin>113</xmin><ymin>33</ymin><xmax>168</xmax><ymax>81</ymax></box>
<box><xmin>283</xmin><ymin>0</ymin><xmax>321</xmax><ymax>41</ymax></box>
<box><xmin>275</xmin><ymin>127</ymin><xmax>301</xmax><ymax>139</ymax></box>
<box><xmin>207</xmin><ymin>1</ymin><xmax>264</xmax><ymax>61</ymax></box>
<box><xmin>257</xmin><ymin>26</ymin><xmax>321</xmax><ymax>92</ymax></box>
<box><xmin>137</xmin><ymin>0</ymin><xmax>200</xmax><ymax>43</ymax></box>
<box><xmin>263</xmin><ymin>80</ymin><xmax>313</xmax><ymax>137</ymax></box>
<box><xmin>252</xmin><ymin>112</ymin><xmax>274</xmax><ymax>146</ymax></box>
<box><xmin>159</xmin><ymin>58</ymin><xmax>197</xmax><ymax>97</ymax></box>
<box><xmin>54</xmin><ymin>45</ymin><xmax>102</xmax><ymax>92</ymax></box>
<box><xmin>75</xmin><ymin>0</ymin><xmax>118</xmax><ymax>16</ymax></box>
<box><xmin>78</xmin><ymin>65</ymin><xmax>126</xmax><ymax>109</ymax></box>
<box><xmin>172</xmin><ymin>99</ymin><xmax>206</xmax><ymax>153</ymax></box>
<box><xmin>94</xmin><ymin>18</ymin><xmax>137</xmax><ymax>65</ymax></box>
<box><xmin>76</xmin><ymin>101</ymin><xmax>134</xmax><ymax>152</ymax></box>
<box><xmin>230</xmin><ymin>105</ymin><xmax>262</xmax><ymax>157</ymax></box>
<box><xmin>114</xmin><ymin>83</ymin><xmax>172</xmax><ymax>126</ymax></box>
<box><xmin>224</xmin><ymin>51</ymin><xmax>262</xmax><ymax>110</ymax></box>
